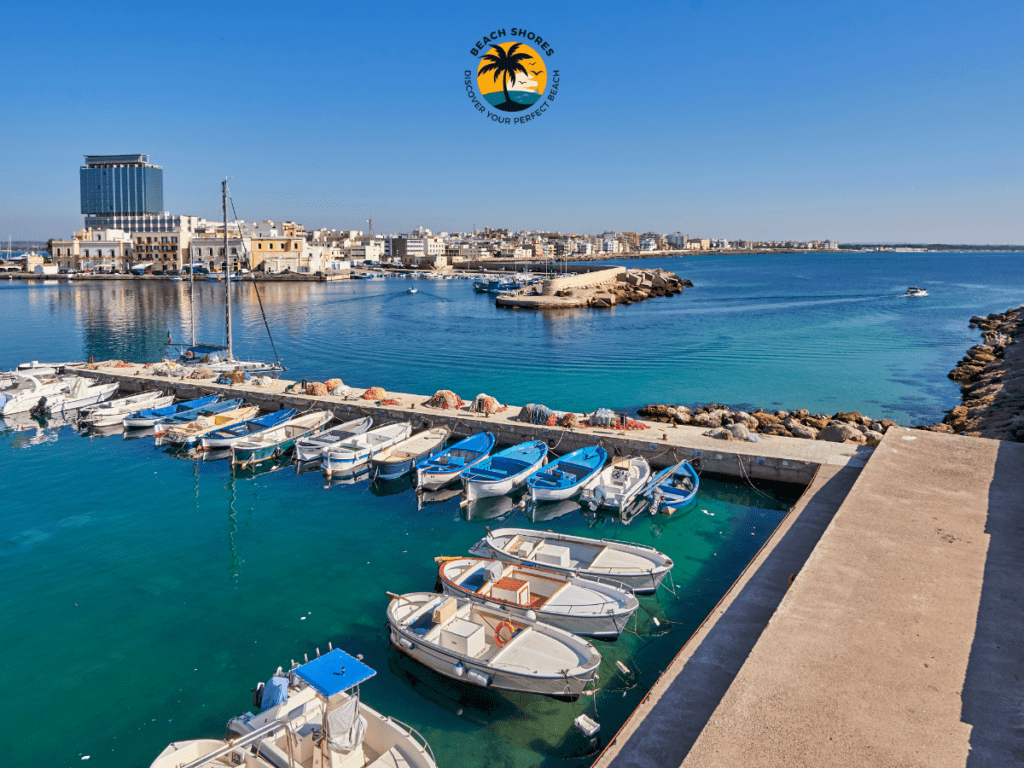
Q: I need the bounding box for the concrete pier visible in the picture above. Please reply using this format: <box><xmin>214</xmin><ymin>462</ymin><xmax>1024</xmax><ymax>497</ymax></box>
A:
<box><xmin>72</xmin><ymin>364</ymin><xmax>870</xmax><ymax>484</ymax></box>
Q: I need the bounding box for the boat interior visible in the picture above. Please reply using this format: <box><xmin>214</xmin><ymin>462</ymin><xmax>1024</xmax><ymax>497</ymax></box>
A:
<box><xmin>448</xmin><ymin>560</ymin><xmax>618</xmax><ymax>613</ymax></box>
<box><xmin>531</xmin><ymin>460</ymin><xmax>594</xmax><ymax>488</ymax></box>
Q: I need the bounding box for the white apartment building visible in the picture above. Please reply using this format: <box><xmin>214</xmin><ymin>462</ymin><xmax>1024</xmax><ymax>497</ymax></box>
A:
<box><xmin>639</xmin><ymin>238</ymin><xmax>658</xmax><ymax>251</ymax></box>
<box><xmin>51</xmin><ymin>228</ymin><xmax>135</xmax><ymax>272</ymax></box>
<box><xmin>601</xmin><ymin>239</ymin><xmax>622</xmax><ymax>253</ymax></box>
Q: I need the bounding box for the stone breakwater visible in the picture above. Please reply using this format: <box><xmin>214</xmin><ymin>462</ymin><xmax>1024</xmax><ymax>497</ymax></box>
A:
<box><xmin>638</xmin><ymin>404</ymin><xmax>897</xmax><ymax>446</ymax></box>
<box><xmin>495</xmin><ymin>268</ymin><xmax>692</xmax><ymax>309</ymax></box>
<box><xmin>933</xmin><ymin>304</ymin><xmax>1024</xmax><ymax>441</ymax></box>
<box><xmin>586</xmin><ymin>269</ymin><xmax>692</xmax><ymax>308</ymax></box>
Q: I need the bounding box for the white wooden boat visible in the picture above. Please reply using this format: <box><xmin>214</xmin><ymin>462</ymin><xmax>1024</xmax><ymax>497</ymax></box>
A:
<box><xmin>232</xmin><ymin>410</ymin><xmax>332</xmax><ymax>465</ymax></box>
<box><xmin>415</xmin><ymin>432</ymin><xmax>495</xmax><ymax>490</ymax></box>
<box><xmin>0</xmin><ymin>375</ymin><xmax>78</xmax><ymax>416</ymax></box>
<box><xmin>150</xmin><ymin>648</ymin><xmax>437</xmax><ymax>768</ymax></box>
<box><xmin>371</xmin><ymin>427</ymin><xmax>450</xmax><ymax>479</ymax></box>
<box><xmin>387</xmin><ymin>591</ymin><xmax>600</xmax><ymax>701</ymax></box>
<box><xmin>157</xmin><ymin>406</ymin><xmax>260</xmax><ymax>447</ymax></box>
<box><xmin>200</xmin><ymin>408</ymin><xmax>297</xmax><ymax>450</ymax></box>
<box><xmin>44</xmin><ymin>379</ymin><xmax>119</xmax><ymax>415</ymax></box>
<box><xmin>527</xmin><ymin>446</ymin><xmax>607</xmax><ymax>503</ymax></box>
<box><xmin>439</xmin><ymin>557</ymin><xmax>639</xmax><ymax>639</ymax></box>
<box><xmin>643</xmin><ymin>459</ymin><xmax>700</xmax><ymax>513</ymax></box>
<box><xmin>80</xmin><ymin>390</ymin><xmax>171</xmax><ymax>427</ymax></box>
<box><xmin>294</xmin><ymin>416</ymin><xmax>373</xmax><ymax>462</ymax></box>
<box><xmin>459</xmin><ymin>440</ymin><xmax>548</xmax><ymax>502</ymax></box>
<box><xmin>579</xmin><ymin>456</ymin><xmax>651</xmax><ymax>512</ymax></box>
<box><xmin>323</xmin><ymin>422</ymin><xmax>412</xmax><ymax>475</ymax></box>
<box><xmin>469</xmin><ymin>527</ymin><xmax>674</xmax><ymax>594</ymax></box>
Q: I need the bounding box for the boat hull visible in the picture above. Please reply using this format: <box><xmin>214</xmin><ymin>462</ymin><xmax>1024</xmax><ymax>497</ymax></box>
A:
<box><xmin>462</xmin><ymin>455</ymin><xmax>547</xmax><ymax>501</ymax></box>
<box><xmin>323</xmin><ymin>424</ymin><xmax>411</xmax><ymax>474</ymax></box>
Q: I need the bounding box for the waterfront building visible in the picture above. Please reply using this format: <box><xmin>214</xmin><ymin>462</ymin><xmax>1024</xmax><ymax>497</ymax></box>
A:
<box><xmin>189</xmin><ymin>233</ymin><xmax>251</xmax><ymax>273</ymax></box>
<box><xmin>575</xmin><ymin>242</ymin><xmax>594</xmax><ymax>255</ymax></box>
<box><xmin>666</xmin><ymin>232</ymin><xmax>689</xmax><ymax>249</ymax></box>
<box><xmin>639</xmin><ymin>238</ymin><xmax>658</xmax><ymax>252</ymax></box>
<box><xmin>80</xmin><ymin>154</ymin><xmax>163</xmax><ymax>219</ymax></box>
<box><xmin>601</xmin><ymin>238</ymin><xmax>622</xmax><ymax>253</ymax></box>
<box><xmin>51</xmin><ymin>228</ymin><xmax>134</xmax><ymax>272</ymax></box>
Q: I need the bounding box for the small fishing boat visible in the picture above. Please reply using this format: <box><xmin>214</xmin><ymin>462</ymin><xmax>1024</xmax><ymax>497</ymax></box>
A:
<box><xmin>200</xmin><ymin>408</ymin><xmax>297</xmax><ymax>449</ymax></box>
<box><xmin>469</xmin><ymin>527</ymin><xmax>674</xmax><ymax>594</ymax></box>
<box><xmin>322</xmin><ymin>422</ymin><xmax>412</xmax><ymax>475</ymax></box>
<box><xmin>459</xmin><ymin>440</ymin><xmax>548</xmax><ymax>502</ymax></box>
<box><xmin>0</xmin><ymin>375</ymin><xmax>78</xmax><ymax>416</ymax></box>
<box><xmin>643</xmin><ymin>459</ymin><xmax>699</xmax><ymax>513</ymax></box>
<box><xmin>579</xmin><ymin>456</ymin><xmax>652</xmax><ymax>512</ymax></box>
<box><xmin>80</xmin><ymin>389</ymin><xmax>168</xmax><ymax>424</ymax></box>
<box><xmin>124</xmin><ymin>395</ymin><xmax>220</xmax><ymax>428</ymax></box>
<box><xmin>438</xmin><ymin>557</ymin><xmax>639</xmax><ymax>639</ymax></box>
<box><xmin>150</xmin><ymin>648</ymin><xmax>437</xmax><ymax>768</ymax></box>
<box><xmin>152</xmin><ymin>399</ymin><xmax>244</xmax><ymax>438</ymax></box>
<box><xmin>415</xmin><ymin>431</ymin><xmax>495</xmax><ymax>490</ymax></box>
<box><xmin>407</xmin><ymin>287</ymin><xmax>419</xmax><ymax>294</ymax></box>
<box><xmin>526</xmin><ymin>446</ymin><xmax>607</xmax><ymax>503</ymax></box>
<box><xmin>904</xmin><ymin>286</ymin><xmax>928</xmax><ymax>297</ymax></box>
<box><xmin>232</xmin><ymin>410</ymin><xmax>332</xmax><ymax>466</ymax></box>
<box><xmin>44</xmin><ymin>379</ymin><xmax>119</xmax><ymax>415</ymax></box>
<box><xmin>157</xmin><ymin>405</ymin><xmax>260</xmax><ymax>447</ymax></box>
<box><xmin>371</xmin><ymin>427</ymin><xmax>450</xmax><ymax>480</ymax></box>
<box><xmin>294</xmin><ymin>416</ymin><xmax>373</xmax><ymax>462</ymax></box>
<box><xmin>386</xmin><ymin>591</ymin><xmax>600</xmax><ymax>701</ymax></box>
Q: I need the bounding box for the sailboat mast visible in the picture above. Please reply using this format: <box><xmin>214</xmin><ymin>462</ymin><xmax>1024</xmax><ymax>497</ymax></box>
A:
<box><xmin>189</xmin><ymin>236</ymin><xmax>195</xmax><ymax>347</ymax></box>
<box><xmin>223</xmin><ymin>179</ymin><xmax>233</xmax><ymax>360</ymax></box>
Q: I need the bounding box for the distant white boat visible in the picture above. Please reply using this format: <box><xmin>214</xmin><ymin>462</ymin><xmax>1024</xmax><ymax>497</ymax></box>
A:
<box><xmin>904</xmin><ymin>286</ymin><xmax>928</xmax><ymax>297</ymax></box>
<box><xmin>1</xmin><ymin>375</ymin><xmax>78</xmax><ymax>416</ymax></box>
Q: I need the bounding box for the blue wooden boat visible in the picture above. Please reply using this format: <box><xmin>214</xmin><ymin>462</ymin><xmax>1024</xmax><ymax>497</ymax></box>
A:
<box><xmin>200</xmin><ymin>408</ymin><xmax>297</xmax><ymax>450</ymax></box>
<box><xmin>643</xmin><ymin>460</ymin><xmax>700</xmax><ymax>513</ymax></box>
<box><xmin>526</xmin><ymin>446</ymin><xmax>607</xmax><ymax>503</ymax></box>
<box><xmin>415</xmin><ymin>432</ymin><xmax>495</xmax><ymax>490</ymax></box>
<box><xmin>459</xmin><ymin>439</ymin><xmax>547</xmax><ymax>502</ymax></box>
<box><xmin>122</xmin><ymin>395</ymin><xmax>220</xmax><ymax>428</ymax></box>
<box><xmin>153</xmin><ymin>398</ymin><xmax>244</xmax><ymax>438</ymax></box>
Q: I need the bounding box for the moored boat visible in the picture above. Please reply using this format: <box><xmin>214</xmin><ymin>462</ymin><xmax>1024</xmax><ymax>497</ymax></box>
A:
<box><xmin>294</xmin><ymin>416</ymin><xmax>373</xmax><ymax>462</ymax></box>
<box><xmin>150</xmin><ymin>648</ymin><xmax>437</xmax><ymax>768</ymax></box>
<box><xmin>152</xmin><ymin>398</ymin><xmax>244</xmax><ymax>439</ymax></box>
<box><xmin>157</xmin><ymin>405</ymin><xmax>260</xmax><ymax>447</ymax></box>
<box><xmin>469</xmin><ymin>527</ymin><xmax>674</xmax><ymax>594</ymax></box>
<box><xmin>44</xmin><ymin>379</ymin><xmax>119</xmax><ymax>415</ymax></box>
<box><xmin>371</xmin><ymin>427</ymin><xmax>450</xmax><ymax>479</ymax></box>
<box><xmin>438</xmin><ymin>557</ymin><xmax>639</xmax><ymax>639</ymax></box>
<box><xmin>124</xmin><ymin>395</ymin><xmax>220</xmax><ymax>428</ymax></box>
<box><xmin>459</xmin><ymin>440</ymin><xmax>548</xmax><ymax>502</ymax></box>
<box><xmin>415</xmin><ymin>431</ymin><xmax>495</xmax><ymax>490</ymax></box>
<box><xmin>386</xmin><ymin>591</ymin><xmax>600</xmax><ymax>701</ymax></box>
<box><xmin>579</xmin><ymin>456</ymin><xmax>652</xmax><ymax>512</ymax></box>
<box><xmin>232</xmin><ymin>410</ymin><xmax>332</xmax><ymax>466</ymax></box>
<box><xmin>0</xmin><ymin>375</ymin><xmax>79</xmax><ymax>416</ymax></box>
<box><xmin>526</xmin><ymin>446</ymin><xmax>607</xmax><ymax>503</ymax></box>
<box><xmin>642</xmin><ymin>459</ymin><xmax>699</xmax><ymax>513</ymax></box>
<box><xmin>80</xmin><ymin>390</ymin><xmax>170</xmax><ymax>427</ymax></box>
<box><xmin>200</xmin><ymin>408</ymin><xmax>297</xmax><ymax>449</ymax></box>
<box><xmin>322</xmin><ymin>422</ymin><xmax>412</xmax><ymax>475</ymax></box>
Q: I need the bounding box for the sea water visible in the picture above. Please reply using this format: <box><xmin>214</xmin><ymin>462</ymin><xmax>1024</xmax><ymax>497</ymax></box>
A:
<box><xmin>1</xmin><ymin>251</ymin><xmax>1021</xmax><ymax>767</ymax></box>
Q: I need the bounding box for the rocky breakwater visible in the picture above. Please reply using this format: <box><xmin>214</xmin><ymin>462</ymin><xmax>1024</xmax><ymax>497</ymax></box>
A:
<box><xmin>930</xmin><ymin>305</ymin><xmax>1024</xmax><ymax>440</ymax></box>
<box><xmin>587</xmin><ymin>269</ymin><xmax>691</xmax><ymax>309</ymax></box>
<box><xmin>638</xmin><ymin>403</ymin><xmax>898</xmax><ymax>447</ymax></box>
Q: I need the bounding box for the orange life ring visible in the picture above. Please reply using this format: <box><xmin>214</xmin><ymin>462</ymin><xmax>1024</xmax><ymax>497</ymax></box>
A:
<box><xmin>494</xmin><ymin>621</ymin><xmax>515</xmax><ymax>647</ymax></box>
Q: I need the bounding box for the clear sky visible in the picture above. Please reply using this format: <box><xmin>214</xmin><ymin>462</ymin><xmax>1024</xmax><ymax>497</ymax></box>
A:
<box><xmin>2</xmin><ymin>0</ymin><xmax>1022</xmax><ymax>243</ymax></box>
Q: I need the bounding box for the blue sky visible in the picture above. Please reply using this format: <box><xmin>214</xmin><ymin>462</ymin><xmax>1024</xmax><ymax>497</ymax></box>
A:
<box><xmin>2</xmin><ymin>0</ymin><xmax>1022</xmax><ymax>242</ymax></box>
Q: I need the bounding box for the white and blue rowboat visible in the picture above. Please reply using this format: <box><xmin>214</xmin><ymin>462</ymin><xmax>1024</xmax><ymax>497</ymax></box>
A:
<box><xmin>438</xmin><ymin>556</ymin><xmax>639</xmax><ymax>639</ymax></box>
<box><xmin>415</xmin><ymin>431</ymin><xmax>495</xmax><ymax>490</ymax></box>
<box><xmin>469</xmin><ymin>527</ymin><xmax>674</xmax><ymax>595</ymax></box>
<box><xmin>459</xmin><ymin>440</ymin><xmax>548</xmax><ymax>502</ymax></box>
<box><xmin>322</xmin><ymin>422</ymin><xmax>412</xmax><ymax>476</ymax></box>
<box><xmin>527</xmin><ymin>446</ymin><xmax>607</xmax><ymax>503</ymax></box>
<box><xmin>81</xmin><ymin>391</ymin><xmax>172</xmax><ymax>428</ymax></box>
<box><xmin>150</xmin><ymin>648</ymin><xmax>438</xmax><ymax>768</ymax></box>
<box><xmin>386</xmin><ymin>591</ymin><xmax>600</xmax><ymax>702</ymax></box>
<box><xmin>579</xmin><ymin>456</ymin><xmax>652</xmax><ymax>512</ymax></box>
<box><xmin>123</xmin><ymin>395</ymin><xmax>220</xmax><ymax>428</ymax></box>
<box><xmin>371</xmin><ymin>426</ymin><xmax>450</xmax><ymax>480</ymax></box>
<box><xmin>200</xmin><ymin>408</ymin><xmax>297</xmax><ymax>450</ymax></box>
<box><xmin>44</xmin><ymin>379</ymin><xmax>119</xmax><ymax>415</ymax></box>
<box><xmin>232</xmin><ymin>410</ymin><xmax>332</xmax><ymax>466</ymax></box>
<box><xmin>152</xmin><ymin>398</ymin><xmax>243</xmax><ymax>438</ymax></box>
<box><xmin>157</xmin><ymin>405</ymin><xmax>260</xmax><ymax>447</ymax></box>
<box><xmin>643</xmin><ymin>459</ymin><xmax>700</xmax><ymax>514</ymax></box>
<box><xmin>293</xmin><ymin>416</ymin><xmax>373</xmax><ymax>462</ymax></box>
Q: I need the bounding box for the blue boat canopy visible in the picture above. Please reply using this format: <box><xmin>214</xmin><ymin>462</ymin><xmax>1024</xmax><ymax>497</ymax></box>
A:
<box><xmin>295</xmin><ymin>649</ymin><xmax>375</xmax><ymax>697</ymax></box>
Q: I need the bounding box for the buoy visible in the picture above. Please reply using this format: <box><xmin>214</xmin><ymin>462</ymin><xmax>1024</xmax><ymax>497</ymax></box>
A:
<box><xmin>525</xmin><ymin>609</ymin><xmax>537</xmax><ymax>622</ymax></box>
<box><xmin>615</xmin><ymin>660</ymin><xmax>630</xmax><ymax>676</ymax></box>
<box><xmin>454</xmin><ymin>662</ymin><xmax>465</xmax><ymax>677</ymax></box>
<box><xmin>653</xmin><ymin>617</ymin><xmax>661</xmax><ymax>627</ymax></box>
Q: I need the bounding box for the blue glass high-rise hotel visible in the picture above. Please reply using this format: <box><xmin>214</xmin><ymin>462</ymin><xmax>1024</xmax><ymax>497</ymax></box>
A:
<box><xmin>80</xmin><ymin>154</ymin><xmax>163</xmax><ymax>217</ymax></box>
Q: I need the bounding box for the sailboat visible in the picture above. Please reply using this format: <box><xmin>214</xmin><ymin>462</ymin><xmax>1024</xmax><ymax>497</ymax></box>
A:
<box><xmin>164</xmin><ymin>180</ymin><xmax>286</xmax><ymax>378</ymax></box>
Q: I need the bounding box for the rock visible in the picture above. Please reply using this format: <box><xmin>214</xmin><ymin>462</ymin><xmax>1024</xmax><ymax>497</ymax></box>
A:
<box><xmin>916</xmin><ymin>423</ymin><xmax>955</xmax><ymax>434</ymax></box>
<box><xmin>949</xmin><ymin>365</ymin><xmax>983</xmax><ymax>382</ymax></box>
<box><xmin>762</xmin><ymin>424</ymin><xmax>791</xmax><ymax>437</ymax></box>
<box><xmin>789</xmin><ymin>423</ymin><xmax>819</xmax><ymax>439</ymax></box>
<box><xmin>864</xmin><ymin>432</ymin><xmax>883</xmax><ymax>447</ymax></box>
<box><xmin>746</xmin><ymin>433</ymin><xmax>765</xmax><ymax>443</ymax></box>
<box><xmin>818</xmin><ymin>423</ymin><xmax>863</xmax><ymax>443</ymax></box>
<box><xmin>831</xmin><ymin>411</ymin><xmax>863</xmax><ymax>424</ymax></box>
<box><xmin>802</xmin><ymin>416</ymin><xmax>830</xmax><ymax>430</ymax></box>
<box><xmin>870</xmin><ymin>422</ymin><xmax>884</xmax><ymax>433</ymax></box>
<box><xmin>704</xmin><ymin>427</ymin><xmax>732</xmax><ymax>440</ymax></box>
<box><xmin>752</xmin><ymin>412</ymin><xmax>782</xmax><ymax>428</ymax></box>
<box><xmin>673</xmin><ymin>412</ymin><xmax>692</xmax><ymax>425</ymax></box>
<box><xmin>791</xmin><ymin>409</ymin><xmax>810</xmax><ymax>418</ymax></box>
<box><xmin>878</xmin><ymin>419</ymin><xmax>899</xmax><ymax>432</ymax></box>
<box><xmin>774</xmin><ymin>410</ymin><xmax>790</xmax><ymax>419</ymax></box>
<box><xmin>727</xmin><ymin>423</ymin><xmax>750</xmax><ymax>440</ymax></box>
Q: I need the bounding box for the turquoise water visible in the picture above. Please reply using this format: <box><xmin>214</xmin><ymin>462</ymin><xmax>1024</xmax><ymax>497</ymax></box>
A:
<box><xmin>1</xmin><ymin>251</ymin><xmax>1021</xmax><ymax>766</ymax></box>
<box><xmin>483</xmin><ymin>91</ymin><xmax>541</xmax><ymax>108</ymax></box>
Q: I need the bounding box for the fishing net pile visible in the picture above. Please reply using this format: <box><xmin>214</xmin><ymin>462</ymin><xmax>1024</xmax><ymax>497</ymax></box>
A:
<box><xmin>427</xmin><ymin>390</ymin><xmax>464</xmax><ymax>409</ymax></box>
<box><xmin>252</xmin><ymin>376</ymin><xmax>273</xmax><ymax>387</ymax></box>
<box><xmin>325</xmin><ymin>378</ymin><xmax>344</xmax><ymax>391</ymax></box>
<box><xmin>306</xmin><ymin>381</ymin><xmax>329</xmax><ymax>396</ymax></box>
<box><xmin>380</xmin><ymin>398</ymin><xmax>401</xmax><ymax>406</ymax></box>
<box><xmin>469</xmin><ymin>393</ymin><xmax>506</xmax><ymax>414</ymax></box>
<box><xmin>557</xmin><ymin>412</ymin><xmax>581</xmax><ymax>429</ymax></box>
<box><xmin>518</xmin><ymin>403</ymin><xmax>561</xmax><ymax>425</ymax></box>
<box><xmin>608</xmin><ymin>417</ymin><xmax>649</xmax><ymax>430</ymax></box>
<box><xmin>189</xmin><ymin>367</ymin><xmax>215</xmax><ymax>379</ymax></box>
<box><xmin>361</xmin><ymin>386</ymin><xmax>386</xmax><ymax>400</ymax></box>
<box><xmin>285</xmin><ymin>381</ymin><xmax>305</xmax><ymax>393</ymax></box>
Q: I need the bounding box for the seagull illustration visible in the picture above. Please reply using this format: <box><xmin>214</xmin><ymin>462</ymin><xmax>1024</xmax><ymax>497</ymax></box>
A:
<box><xmin>530</xmin><ymin>69</ymin><xmax>542</xmax><ymax>75</ymax></box>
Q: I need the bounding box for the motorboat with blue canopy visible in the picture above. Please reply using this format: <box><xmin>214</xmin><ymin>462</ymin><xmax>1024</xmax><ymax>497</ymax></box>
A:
<box><xmin>124</xmin><ymin>395</ymin><xmax>219</xmax><ymax>428</ymax></box>
<box><xmin>415</xmin><ymin>431</ymin><xmax>495</xmax><ymax>490</ymax></box>
<box><xmin>200</xmin><ymin>408</ymin><xmax>297</xmax><ymax>449</ymax></box>
<box><xmin>527</xmin><ymin>446</ymin><xmax>607</xmax><ymax>503</ymax></box>
<box><xmin>149</xmin><ymin>647</ymin><xmax>437</xmax><ymax>768</ymax></box>
<box><xmin>459</xmin><ymin>439</ymin><xmax>547</xmax><ymax>501</ymax></box>
<box><xmin>642</xmin><ymin>459</ymin><xmax>699</xmax><ymax>513</ymax></box>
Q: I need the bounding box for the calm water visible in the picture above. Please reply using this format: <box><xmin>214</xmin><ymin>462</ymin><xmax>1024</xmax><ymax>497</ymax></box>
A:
<box><xmin>1</xmin><ymin>251</ymin><xmax>1020</xmax><ymax>767</ymax></box>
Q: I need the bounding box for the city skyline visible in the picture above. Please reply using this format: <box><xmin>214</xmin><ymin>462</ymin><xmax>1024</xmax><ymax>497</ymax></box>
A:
<box><xmin>1</xmin><ymin>0</ymin><xmax>1021</xmax><ymax>243</ymax></box>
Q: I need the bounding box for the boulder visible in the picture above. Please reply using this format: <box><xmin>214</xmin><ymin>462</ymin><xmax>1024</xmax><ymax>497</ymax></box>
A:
<box><xmin>802</xmin><ymin>416</ymin><xmax>830</xmax><ymax>430</ymax></box>
<box><xmin>916</xmin><ymin>423</ymin><xmax>955</xmax><ymax>434</ymax></box>
<box><xmin>727</xmin><ymin>423</ymin><xmax>750</xmax><ymax>440</ymax></box>
<box><xmin>878</xmin><ymin>419</ymin><xmax>899</xmax><ymax>432</ymax></box>
<box><xmin>762</xmin><ymin>424</ymin><xmax>791</xmax><ymax>437</ymax></box>
<box><xmin>791</xmin><ymin>409</ymin><xmax>810</xmax><ymax>418</ymax></box>
<box><xmin>831</xmin><ymin>411</ymin><xmax>863</xmax><ymax>424</ymax></box>
<box><xmin>704</xmin><ymin>427</ymin><xmax>732</xmax><ymax>440</ymax></box>
<box><xmin>864</xmin><ymin>432</ymin><xmax>883</xmax><ymax>447</ymax></box>
<box><xmin>752</xmin><ymin>411</ymin><xmax>782</xmax><ymax>427</ymax></box>
<box><xmin>818</xmin><ymin>423</ymin><xmax>863</xmax><ymax>443</ymax></box>
<box><xmin>789</xmin><ymin>423</ymin><xmax>819</xmax><ymax>440</ymax></box>
<box><xmin>774</xmin><ymin>410</ymin><xmax>790</xmax><ymax>419</ymax></box>
<box><xmin>949</xmin><ymin>365</ymin><xmax>983</xmax><ymax>382</ymax></box>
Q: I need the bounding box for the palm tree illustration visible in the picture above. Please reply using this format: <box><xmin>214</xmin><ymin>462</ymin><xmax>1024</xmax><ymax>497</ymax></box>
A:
<box><xmin>478</xmin><ymin>43</ymin><xmax>533</xmax><ymax>112</ymax></box>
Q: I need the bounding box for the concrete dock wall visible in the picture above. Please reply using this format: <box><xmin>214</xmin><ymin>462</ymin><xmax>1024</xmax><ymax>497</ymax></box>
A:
<box><xmin>540</xmin><ymin>267</ymin><xmax>625</xmax><ymax>295</ymax></box>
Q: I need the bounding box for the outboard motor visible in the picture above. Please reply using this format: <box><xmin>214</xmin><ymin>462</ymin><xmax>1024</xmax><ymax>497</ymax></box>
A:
<box><xmin>29</xmin><ymin>397</ymin><xmax>47</xmax><ymax>418</ymax></box>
